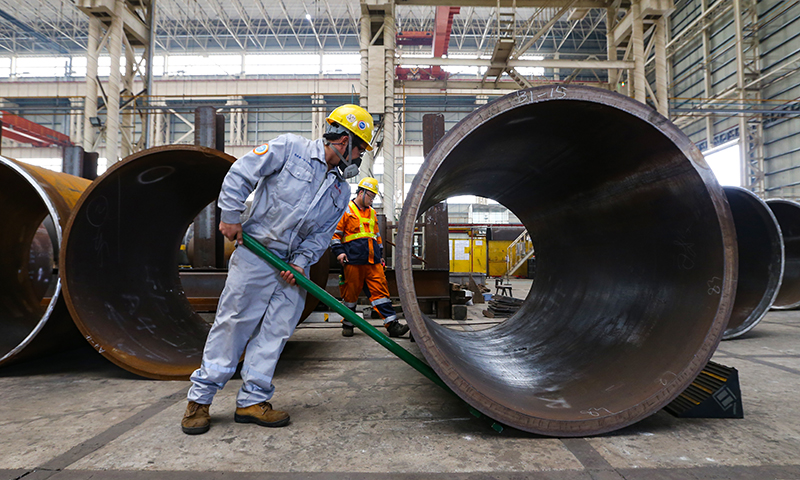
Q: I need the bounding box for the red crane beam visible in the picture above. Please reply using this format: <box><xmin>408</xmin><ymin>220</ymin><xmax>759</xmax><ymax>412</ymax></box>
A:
<box><xmin>396</xmin><ymin>7</ymin><xmax>460</xmax><ymax>81</ymax></box>
<box><xmin>0</xmin><ymin>111</ymin><xmax>73</xmax><ymax>148</ymax></box>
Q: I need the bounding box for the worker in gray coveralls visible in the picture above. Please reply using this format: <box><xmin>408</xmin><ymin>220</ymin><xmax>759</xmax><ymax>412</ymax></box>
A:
<box><xmin>181</xmin><ymin>104</ymin><xmax>375</xmax><ymax>434</ymax></box>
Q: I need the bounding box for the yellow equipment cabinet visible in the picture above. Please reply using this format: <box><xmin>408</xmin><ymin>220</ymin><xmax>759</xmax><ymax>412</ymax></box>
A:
<box><xmin>488</xmin><ymin>239</ymin><xmax>523</xmax><ymax>277</ymax></box>
<box><xmin>449</xmin><ymin>230</ymin><xmax>487</xmax><ymax>274</ymax></box>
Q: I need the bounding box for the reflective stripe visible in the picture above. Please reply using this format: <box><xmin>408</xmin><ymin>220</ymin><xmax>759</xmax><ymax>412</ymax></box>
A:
<box><xmin>371</xmin><ymin>297</ymin><xmax>391</xmax><ymax>306</ymax></box>
<box><xmin>383</xmin><ymin>314</ymin><xmax>397</xmax><ymax>323</ymax></box>
<box><xmin>331</xmin><ymin>238</ymin><xmax>341</xmax><ymax>245</ymax></box>
<box><xmin>203</xmin><ymin>361</ymin><xmax>237</xmax><ymax>374</ymax></box>
<box><xmin>345</xmin><ymin>231</ymin><xmax>377</xmax><ymax>241</ymax></box>
<box><xmin>240</xmin><ymin>366</ymin><xmax>273</xmax><ymax>385</ymax></box>
<box><xmin>343</xmin><ymin>201</ymin><xmax>378</xmax><ymax>243</ymax></box>
<box><xmin>344</xmin><ymin>301</ymin><xmax>357</xmax><ymax>308</ymax></box>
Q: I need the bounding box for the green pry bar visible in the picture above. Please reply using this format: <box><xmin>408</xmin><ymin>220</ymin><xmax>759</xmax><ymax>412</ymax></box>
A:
<box><xmin>240</xmin><ymin>232</ymin><xmax>512</xmax><ymax>432</ymax></box>
<box><xmin>241</xmin><ymin>232</ymin><xmax>453</xmax><ymax>394</ymax></box>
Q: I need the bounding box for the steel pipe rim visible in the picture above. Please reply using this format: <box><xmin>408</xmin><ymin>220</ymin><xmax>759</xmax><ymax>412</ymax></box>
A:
<box><xmin>765</xmin><ymin>199</ymin><xmax>800</xmax><ymax>310</ymax></box>
<box><xmin>0</xmin><ymin>156</ymin><xmax>90</xmax><ymax>366</ymax></box>
<box><xmin>61</xmin><ymin>146</ymin><xmax>233</xmax><ymax>379</ymax></box>
<box><xmin>397</xmin><ymin>86</ymin><xmax>736</xmax><ymax>436</ymax></box>
<box><xmin>722</xmin><ymin>187</ymin><xmax>783</xmax><ymax>339</ymax></box>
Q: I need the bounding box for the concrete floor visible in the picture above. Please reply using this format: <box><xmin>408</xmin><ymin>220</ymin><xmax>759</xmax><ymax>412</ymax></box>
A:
<box><xmin>2</xmin><ymin>279</ymin><xmax>800</xmax><ymax>480</ymax></box>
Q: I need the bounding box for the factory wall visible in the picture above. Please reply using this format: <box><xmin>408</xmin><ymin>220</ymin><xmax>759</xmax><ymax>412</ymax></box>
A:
<box><xmin>669</xmin><ymin>0</ymin><xmax>800</xmax><ymax>197</ymax></box>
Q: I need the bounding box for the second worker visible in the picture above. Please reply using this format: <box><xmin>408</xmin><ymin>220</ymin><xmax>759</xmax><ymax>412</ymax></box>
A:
<box><xmin>331</xmin><ymin>177</ymin><xmax>410</xmax><ymax>338</ymax></box>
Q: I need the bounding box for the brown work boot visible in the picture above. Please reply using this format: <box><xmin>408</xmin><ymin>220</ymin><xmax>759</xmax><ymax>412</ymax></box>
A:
<box><xmin>386</xmin><ymin>321</ymin><xmax>410</xmax><ymax>338</ymax></box>
<box><xmin>342</xmin><ymin>324</ymin><xmax>354</xmax><ymax>337</ymax></box>
<box><xmin>181</xmin><ymin>401</ymin><xmax>210</xmax><ymax>435</ymax></box>
<box><xmin>234</xmin><ymin>401</ymin><xmax>290</xmax><ymax>428</ymax></box>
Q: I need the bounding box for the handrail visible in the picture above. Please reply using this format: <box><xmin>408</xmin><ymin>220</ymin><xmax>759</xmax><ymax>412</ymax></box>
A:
<box><xmin>505</xmin><ymin>229</ymin><xmax>533</xmax><ymax>277</ymax></box>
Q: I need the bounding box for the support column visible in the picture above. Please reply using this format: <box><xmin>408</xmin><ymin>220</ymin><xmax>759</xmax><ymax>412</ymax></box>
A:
<box><xmin>383</xmin><ymin>8</ymin><xmax>396</xmax><ymax>221</ymax></box>
<box><xmin>105</xmin><ymin>0</ymin><xmax>125</xmax><ymax>168</ymax></box>
<box><xmin>194</xmin><ymin>106</ymin><xmax>222</xmax><ymax>269</ymax></box>
<box><xmin>83</xmin><ymin>17</ymin><xmax>101</xmax><ymax>151</ymax></box>
<box><xmin>654</xmin><ymin>17</ymin><xmax>669</xmax><ymax>116</ymax></box>
<box><xmin>194</xmin><ymin>106</ymin><xmax>217</xmax><ymax>149</ymax></box>
<box><xmin>311</xmin><ymin>94</ymin><xmax>327</xmax><ymax>140</ymax></box>
<box><xmin>358</xmin><ymin>7</ymin><xmax>375</xmax><ymax>190</ymax></box>
<box><xmin>225</xmin><ymin>96</ymin><xmax>246</xmax><ymax>145</ymax></box>
<box><xmin>553</xmin><ymin>53</ymin><xmax>560</xmax><ymax>81</ymax></box>
<box><xmin>239</xmin><ymin>106</ymin><xmax>248</xmax><ymax>145</ymax></box>
<box><xmin>360</xmin><ymin>12</ymin><xmax>369</xmax><ymax>109</ymax></box>
<box><xmin>733</xmin><ymin>0</ymin><xmax>747</xmax><ymax>187</ymax></box>
<box><xmin>150</xmin><ymin>100</ymin><xmax>166</xmax><ymax>147</ymax></box>
<box><xmin>734</xmin><ymin>0</ymin><xmax>764</xmax><ymax>193</ymax></box>
<box><xmin>121</xmin><ymin>44</ymin><xmax>136</xmax><ymax>158</ymax></box>
<box><xmin>607</xmin><ymin>7</ymin><xmax>617</xmax><ymax>90</ymax></box>
<box><xmin>63</xmin><ymin>146</ymin><xmax>85</xmax><ymax>177</ymax></box>
<box><xmin>631</xmin><ymin>1</ymin><xmax>646</xmax><ymax>103</ymax></box>
<box><xmin>701</xmin><ymin>0</ymin><xmax>714</xmax><ymax>148</ymax></box>
<box><xmin>144</xmin><ymin>0</ymin><xmax>156</xmax><ymax>149</ymax></box>
<box><xmin>69</xmin><ymin>98</ymin><xmax>83</xmax><ymax>145</ymax></box>
<box><xmin>746</xmin><ymin>0</ymin><xmax>764</xmax><ymax>195</ymax></box>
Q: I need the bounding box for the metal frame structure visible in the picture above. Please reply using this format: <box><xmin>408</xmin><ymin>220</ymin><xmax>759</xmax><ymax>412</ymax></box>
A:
<box><xmin>361</xmin><ymin>0</ymin><xmax>397</xmax><ymax>219</ymax></box>
<box><xmin>74</xmin><ymin>0</ymin><xmax>153</xmax><ymax>167</ymax></box>
<box><xmin>0</xmin><ymin>1</ymin><xmax>608</xmax><ymax>57</ymax></box>
<box><xmin>2</xmin><ymin>0</ymin><xmax>799</xmax><ymax>204</ymax></box>
<box><xmin>669</xmin><ymin>0</ymin><xmax>800</xmax><ymax>196</ymax></box>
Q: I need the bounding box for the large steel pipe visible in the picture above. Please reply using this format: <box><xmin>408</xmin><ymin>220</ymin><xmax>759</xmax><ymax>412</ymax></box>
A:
<box><xmin>397</xmin><ymin>86</ymin><xmax>736</xmax><ymax>436</ymax></box>
<box><xmin>766</xmin><ymin>199</ymin><xmax>800</xmax><ymax>309</ymax></box>
<box><xmin>0</xmin><ymin>157</ymin><xmax>91</xmax><ymax>367</ymax></box>
<box><xmin>723</xmin><ymin>187</ymin><xmax>783</xmax><ymax>338</ymax></box>
<box><xmin>61</xmin><ymin>145</ymin><xmax>329</xmax><ymax>380</ymax></box>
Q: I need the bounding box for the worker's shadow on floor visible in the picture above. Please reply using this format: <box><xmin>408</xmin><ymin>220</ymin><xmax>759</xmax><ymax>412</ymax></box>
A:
<box><xmin>0</xmin><ymin>344</ymin><xmax>142</xmax><ymax>380</ymax></box>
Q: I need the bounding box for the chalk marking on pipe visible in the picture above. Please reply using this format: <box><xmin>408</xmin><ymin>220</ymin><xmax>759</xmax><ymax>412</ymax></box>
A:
<box><xmin>707</xmin><ymin>277</ymin><xmax>722</xmax><ymax>295</ymax></box>
<box><xmin>658</xmin><ymin>371</ymin><xmax>678</xmax><ymax>386</ymax></box>
<box><xmin>580</xmin><ymin>407</ymin><xmax>614</xmax><ymax>417</ymax></box>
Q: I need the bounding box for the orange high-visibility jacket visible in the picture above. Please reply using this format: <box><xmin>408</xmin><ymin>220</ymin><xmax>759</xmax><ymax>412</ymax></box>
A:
<box><xmin>331</xmin><ymin>200</ymin><xmax>383</xmax><ymax>265</ymax></box>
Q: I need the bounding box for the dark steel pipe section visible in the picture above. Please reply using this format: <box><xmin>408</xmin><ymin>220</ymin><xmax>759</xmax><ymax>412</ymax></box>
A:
<box><xmin>0</xmin><ymin>157</ymin><xmax>91</xmax><ymax>367</ymax></box>
<box><xmin>61</xmin><ymin>145</ymin><xmax>329</xmax><ymax>380</ymax></box>
<box><xmin>397</xmin><ymin>86</ymin><xmax>737</xmax><ymax>436</ymax></box>
<box><xmin>765</xmin><ymin>199</ymin><xmax>800</xmax><ymax>309</ymax></box>
<box><xmin>722</xmin><ymin>187</ymin><xmax>783</xmax><ymax>338</ymax></box>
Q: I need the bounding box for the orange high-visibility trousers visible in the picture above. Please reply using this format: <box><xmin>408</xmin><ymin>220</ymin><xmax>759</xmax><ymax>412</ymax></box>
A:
<box><xmin>339</xmin><ymin>263</ymin><xmax>397</xmax><ymax>324</ymax></box>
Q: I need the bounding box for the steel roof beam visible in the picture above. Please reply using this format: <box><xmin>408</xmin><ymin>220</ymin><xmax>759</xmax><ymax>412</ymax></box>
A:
<box><xmin>0</xmin><ymin>8</ymin><xmax>70</xmax><ymax>54</ymax></box>
<box><xmin>399</xmin><ymin>56</ymin><xmax>632</xmax><ymax>68</ymax></box>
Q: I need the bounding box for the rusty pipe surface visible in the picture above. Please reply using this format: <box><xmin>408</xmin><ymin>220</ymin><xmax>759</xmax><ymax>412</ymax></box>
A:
<box><xmin>723</xmin><ymin>187</ymin><xmax>783</xmax><ymax>338</ymax></box>
<box><xmin>0</xmin><ymin>156</ymin><xmax>91</xmax><ymax>367</ymax></box>
<box><xmin>397</xmin><ymin>86</ymin><xmax>737</xmax><ymax>436</ymax></box>
<box><xmin>765</xmin><ymin>199</ymin><xmax>800</xmax><ymax>309</ymax></box>
<box><xmin>60</xmin><ymin>145</ymin><xmax>328</xmax><ymax>380</ymax></box>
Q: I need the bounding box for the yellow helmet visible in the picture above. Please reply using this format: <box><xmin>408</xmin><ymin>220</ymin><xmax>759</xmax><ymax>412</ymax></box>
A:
<box><xmin>357</xmin><ymin>177</ymin><xmax>379</xmax><ymax>195</ymax></box>
<box><xmin>326</xmin><ymin>104</ymin><xmax>374</xmax><ymax>151</ymax></box>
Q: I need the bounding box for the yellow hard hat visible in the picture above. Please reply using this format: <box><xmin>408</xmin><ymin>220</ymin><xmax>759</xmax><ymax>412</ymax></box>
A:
<box><xmin>357</xmin><ymin>177</ymin><xmax>379</xmax><ymax>195</ymax></box>
<box><xmin>326</xmin><ymin>104</ymin><xmax>374</xmax><ymax>151</ymax></box>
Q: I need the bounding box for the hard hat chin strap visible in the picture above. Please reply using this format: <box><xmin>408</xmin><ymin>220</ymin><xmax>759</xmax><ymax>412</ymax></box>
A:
<box><xmin>323</xmin><ymin>136</ymin><xmax>360</xmax><ymax>179</ymax></box>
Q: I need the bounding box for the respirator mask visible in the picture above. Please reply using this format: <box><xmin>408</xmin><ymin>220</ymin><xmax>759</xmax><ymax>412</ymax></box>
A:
<box><xmin>325</xmin><ymin>124</ymin><xmax>364</xmax><ymax>179</ymax></box>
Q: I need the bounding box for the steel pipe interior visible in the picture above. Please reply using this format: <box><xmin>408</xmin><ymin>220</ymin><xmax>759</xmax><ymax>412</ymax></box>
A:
<box><xmin>0</xmin><ymin>157</ymin><xmax>90</xmax><ymax>366</ymax></box>
<box><xmin>722</xmin><ymin>187</ymin><xmax>783</xmax><ymax>338</ymax></box>
<box><xmin>61</xmin><ymin>146</ymin><xmax>330</xmax><ymax>380</ymax></box>
<box><xmin>397</xmin><ymin>86</ymin><xmax>736</xmax><ymax>436</ymax></box>
<box><xmin>766</xmin><ymin>199</ymin><xmax>800</xmax><ymax>309</ymax></box>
